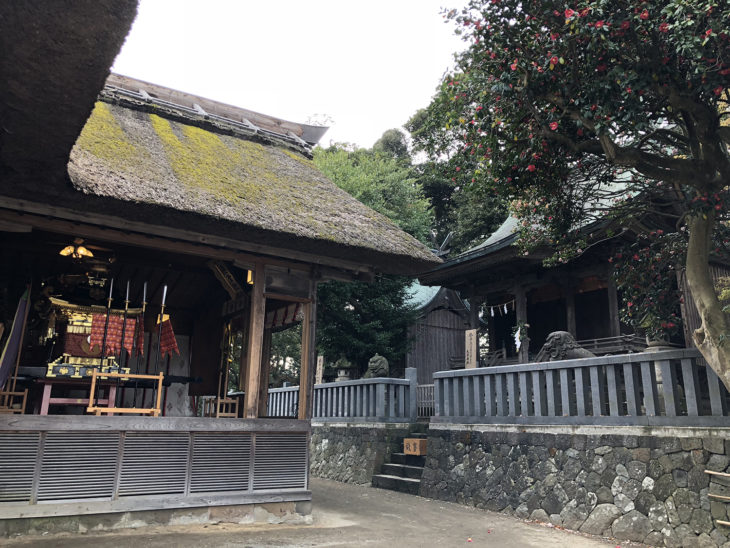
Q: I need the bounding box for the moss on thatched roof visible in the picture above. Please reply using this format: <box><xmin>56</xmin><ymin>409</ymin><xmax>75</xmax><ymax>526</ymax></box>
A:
<box><xmin>68</xmin><ymin>99</ymin><xmax>439</xmax><ymax>273</ymax></box>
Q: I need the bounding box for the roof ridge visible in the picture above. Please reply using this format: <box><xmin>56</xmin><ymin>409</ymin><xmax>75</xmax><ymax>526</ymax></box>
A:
<box><xmin>99</xmin><ymin>85</ymin><xmax>316</xmax><ymax>158</ymax></box>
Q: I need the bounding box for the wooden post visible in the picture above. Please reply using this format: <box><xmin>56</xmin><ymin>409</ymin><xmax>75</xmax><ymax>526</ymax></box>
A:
<box><xmin>607</xmin><ymin>277</ymin><xmax>621</xmax><ymax>337</ymax></box>
<box><xmin>515</xmin><ymin>286</ymin><xmax>529</xmax><ymax>363</ymax></box>
<box><xmin>257</xmin><ymin>329</ymin><xmax>273</xmax><ymax>417</ymax></box>
<box><xmin>298</xmin><ymin>282</ymin><xmax>317</xmax><ymax>420</ymax></box>
<box><xmin>565</xmin><ymin>291</ymin><xmax>577</xmax><ymax>337</ymax></box>
<box><xmin>244</xmin><ymin>263</ymin><xmax>266</xmax><ymax>418</ymax></box>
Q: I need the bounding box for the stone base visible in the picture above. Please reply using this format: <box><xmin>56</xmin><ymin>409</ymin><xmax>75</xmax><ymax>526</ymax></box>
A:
<box><xmin>0</xmin><ymin>501</ymin><xmax>312</xmax><ymax>538</ymax></box>
<box><xmin>310</xmin><ymin>421</ymin><xmax>424</xmax><ymax>484</ymax></box>
<box><xmin>421</xmin><ymin>424</ymin><xmax>730</xmax><ymax>547</ymax></box>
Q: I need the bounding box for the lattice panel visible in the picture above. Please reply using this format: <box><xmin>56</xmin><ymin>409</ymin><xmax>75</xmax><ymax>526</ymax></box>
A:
<box><xmin>0</xmin><ymin>433</ymin><xmax>39</xmax><ymax>502</ymax></box>
<box><xmin>37</xmin><ymin>432</ymin><xmax>119</xmax><ymax>501</ymax></box>
<box><xmin>190</xmin><ymin>433</ymin><xmax>251</xmax><ymax>493</ymax></box>
<box><xmin>253</xmin><ymin>433</ymin><xmax>307</xmax><ymax>491</ymax></box>
<box><xmin>118</xmin><ymin>433</ymin><xmax>189</xmax><ymax>496</ymax></box>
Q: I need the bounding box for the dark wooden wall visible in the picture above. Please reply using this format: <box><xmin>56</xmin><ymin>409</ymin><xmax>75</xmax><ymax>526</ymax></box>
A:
<box><xmin>406</xmin><ymin>309</ymin><xmax>469</xmax><ymax>385</ymax></box>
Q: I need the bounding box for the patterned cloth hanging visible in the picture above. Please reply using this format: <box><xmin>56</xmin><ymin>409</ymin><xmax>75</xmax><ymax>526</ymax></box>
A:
<box><xmin>90</xmin><ymin>314</ymin><xmax>137</xmax><ymax>355</ymax></box>
<box><xmin>159</xmin><ymin>319</ymin><xmax>179</xmax><ymax>358</ymax></box>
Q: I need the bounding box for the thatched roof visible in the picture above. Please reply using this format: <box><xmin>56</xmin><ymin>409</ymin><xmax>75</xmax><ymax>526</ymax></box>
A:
<box><xmin>63</xmin><ymin>84</ymin><xmax>439</xmax><ymax>274</ymax></box>
<box><xmin>0</xmin><ymin>1</ymin><xmax>138</xmax><ymax>187</ymax></box>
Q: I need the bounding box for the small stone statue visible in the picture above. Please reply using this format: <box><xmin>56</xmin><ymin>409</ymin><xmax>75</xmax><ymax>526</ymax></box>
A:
<box><xmin>535</xmin><ymin>331</ymin><xmax>595</xmax><ymax>362</ymax></box>
<box><xmin>363</xmin><ymin>353</ymin><xmax>389</xmax><ymax>378</ymax></box>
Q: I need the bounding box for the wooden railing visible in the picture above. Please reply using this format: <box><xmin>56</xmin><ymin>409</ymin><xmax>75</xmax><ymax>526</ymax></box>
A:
<box><xmin>267</xmin><ymin>368</ymin><xmax>418</xmax><ymax>422</ymax></box>
<box><xmin>433</xmin><ymin>349</ymin><xmax>729</xmax><ymax>426</ymax></box>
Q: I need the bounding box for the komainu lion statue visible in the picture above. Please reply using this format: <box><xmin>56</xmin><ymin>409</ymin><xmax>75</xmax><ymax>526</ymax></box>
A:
<box><xmin>535</xmin><ymin>331</ymin><xmax>596</xmax><ymax>362</ymax></box>
<box><xmin>363</xmin><ymin>353</ymin><xmax>389</xmax><ymax>378</ymax></box>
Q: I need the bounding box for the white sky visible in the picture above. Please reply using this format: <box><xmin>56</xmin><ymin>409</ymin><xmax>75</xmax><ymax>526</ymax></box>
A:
<box><xmin>111</xmin><ymin>0</ymin><xmax>467</xmax><ymax>149</ymax></box>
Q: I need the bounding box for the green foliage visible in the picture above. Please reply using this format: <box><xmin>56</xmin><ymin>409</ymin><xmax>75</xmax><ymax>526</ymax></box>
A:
<box><xmin>412</xmin><ymin>0</ymin><xmax>730</xmax><ymax>337</ymax></box>
<box><xmin>372</xmin><ymin>128</ymin><xmax>410</xmax><ymax>160</ymax></box>
<box><xmin>313</xmin><ymin>135</ymin><xmax>431</xmax><ymax>373</ymax></box>
<box><xmin>313</xmin><ymin>143</ymin><xmax>433</xmax><ymax>243</ymax></box>
<box><xmin>316</xmin><ymin>276</ymin><xmax>418</xmax><ymax>375</ymax></box>
<box><xmin>407</xmin><ymin>110</ymin><xmax>508</xmax><ymax>253</ymax></box>
<box><xmin>269</xmin><ymin>324</ymin><xmax>301</xmax><ymax>387</ymax></box>
<box><xmin>611</xmin><ymin>231</ymin><xmax>685</xmax><ymax>341</ymax></box>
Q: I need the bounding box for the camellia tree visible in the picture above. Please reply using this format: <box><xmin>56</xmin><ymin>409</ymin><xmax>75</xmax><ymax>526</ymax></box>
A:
<box><xmin>412</xmin><ymin>0</ymin><xmax>730</xmax><ymax>387</ymax></box>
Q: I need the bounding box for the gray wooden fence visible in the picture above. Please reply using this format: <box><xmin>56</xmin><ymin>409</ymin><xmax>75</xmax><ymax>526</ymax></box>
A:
<box><xmin>268</xmin><ymin>368</ymin><xmax>418</xmax><ymax>422</ymax></box>
<box><xmin>432</xmin><ymin>349</ymin><xmax>729</xmax><ymax>426</ymax></box>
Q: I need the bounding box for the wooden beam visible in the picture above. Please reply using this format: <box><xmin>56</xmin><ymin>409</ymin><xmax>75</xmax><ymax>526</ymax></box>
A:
<box><xmin>0</xmin><ymin>202</ymin><xmax>374</xmax><ymax>276</ymax></box>
<box><xmin>244</xmin><ymin>263</ymin><xmax>266</xmax><ymax>418</ymax></box>
<box><xmin>298</xmin><ymin>282</ymin><xmax>317</xmax><ymax>420</ymax></box>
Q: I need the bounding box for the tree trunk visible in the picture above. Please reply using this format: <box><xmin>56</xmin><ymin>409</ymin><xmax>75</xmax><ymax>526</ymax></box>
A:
<box><xmin>685</xmin><ymin>211</ymin><xmax>730</xmax><ymax>391</ymax></box>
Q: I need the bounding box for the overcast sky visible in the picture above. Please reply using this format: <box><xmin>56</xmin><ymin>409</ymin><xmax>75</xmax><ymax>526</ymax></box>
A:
<box><xmin>111</xmin><ymin>0</ymin><xmax>467</xmax><ymax>148</ymax></box>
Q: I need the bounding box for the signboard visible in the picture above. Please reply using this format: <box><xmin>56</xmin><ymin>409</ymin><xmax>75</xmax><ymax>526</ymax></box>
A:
<box><xmin>315</xmin><ymin>355</ymin><xmax>324</xmax><ymax>385</ymax></box>
<box><xmin>465</xmin><ymin>329</ymin><xmax>478</xmax><ymax>369</ymax></box>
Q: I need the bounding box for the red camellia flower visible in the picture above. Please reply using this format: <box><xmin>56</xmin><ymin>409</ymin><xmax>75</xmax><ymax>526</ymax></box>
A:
<box><xmin>510</xmin><ymin>62</ymin><xmax>517</xmax><ymax>71</ymax></box>
<box><xmin>549</xmin><ymin>122</ymin><xmax>558</xmax><ymax>130</ymax></box>
<box><xmin>595</xmin><ymin>20</ymin><xmax>604</xmax><ymax>28</ymax></box>
<box><xmin>527</xmin><ymin>164</ymin><xmax>536</xmax><ymax>172</ymax></box>
<box><xmin>621</xmin><ymin>20</ymin><xmax>630</xmax><ymax>30</ymax></box>
<box><xmin>659</xmin><ymin>22</ymin><xmax>669</xmax><ymax>33</ymax></box>
<box><xmin>564</xmin><ymin>8</ymin><xmax>575</xmax><ymax>18</ymax></box>
<box><xmin>550</xmin><ymin>56</ymin><xmax>559</xmax><ymax>65</ymax></box>
<box><xmin>640</xmin><ymin>9</ymin><xmax>649</xmax><ymax>20</ymax></box>
<box><xmin>706</xmin><ymin>29</ymin><xmax>712</xmax><ymax>36</ymax></box>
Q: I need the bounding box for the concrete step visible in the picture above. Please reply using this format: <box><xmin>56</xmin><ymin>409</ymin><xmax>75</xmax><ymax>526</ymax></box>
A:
<box><xmin>380</xmin><ymin>463</ymin><xmax>423</xmax><ymax>480</ymax></box>
<box><xmin>390</xmin><ymin>452</ymin><xmax>425</xmax><ymax>467</ymax></box>
<box><xmin>371</xmin><ymin>474</ymin><xmax>420</xmax><ymax>495</ymax></box>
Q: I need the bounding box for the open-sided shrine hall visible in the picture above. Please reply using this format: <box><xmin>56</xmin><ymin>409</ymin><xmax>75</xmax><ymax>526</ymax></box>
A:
<box><xmin>0</xmin><ymin>2</ymin><xmax>439</xmax><ymax>528</ymax></box>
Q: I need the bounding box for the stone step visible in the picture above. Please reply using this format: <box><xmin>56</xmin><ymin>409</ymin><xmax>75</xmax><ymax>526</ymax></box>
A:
<box><xmin>380</xmin><ymin>463</ymin><xmax>423</xmax><ymax>480</ymax></box>
<box><xmin>371</xmin><ymin>474</ymin><xmax>421</xmax><ymax>495</ymax></box>
<box><xmin>390</xmin><ymin>452</ymin><xmax>426</xmax><ymax>467</ymax></box>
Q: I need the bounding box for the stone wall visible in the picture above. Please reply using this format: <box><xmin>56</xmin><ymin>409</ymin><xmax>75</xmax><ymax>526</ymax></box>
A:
<box><xmin>310</xmin><ymin>422</ymin><xmax>417</xmax><ymax>484</ymax></box>
<box><xmin>420</xmin><ymin>425</ymin><xmax>730</xmax><ymax>547</ymax></box>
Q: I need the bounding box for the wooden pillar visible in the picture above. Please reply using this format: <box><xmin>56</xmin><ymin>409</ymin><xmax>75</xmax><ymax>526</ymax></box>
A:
<box><xmin>607</xmin><ymin>277</ymin><xmax>621</xmax><ymax>337</ymax></box>
<box><xmin>468</xmin><ymin>287</ymin><xmax>481</xmax><ymax>329</ymax></box>
<box><xmin>298</xmin><ymin>282</ymin><xmax>317</xmax><ymax>420</ymax></box>
<box><xmin>244</xmin><ymin>263</ymin><xmax>266</xmax><ymax>418</ymax></box>
<box><xmin>515</xmin><ymin>286</ymin><xmax>529</xmax><ymax>363</ymax></box>
<box><xmin>565</xmin><ymin>291</ymin><xmax>577</xmax><ymax>337</ymax></box>
<box><xmin>257</xmin><ymin>329</ymin><xmax>273</xmax><ymax>417</ymax></box>
<box><xmin>468</xmin><ymin>288</ymin><xmax>482</xmax><ymax>365</ymax></box>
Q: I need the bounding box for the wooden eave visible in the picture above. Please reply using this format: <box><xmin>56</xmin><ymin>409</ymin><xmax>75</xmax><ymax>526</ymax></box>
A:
<box><xmin>0</xmin><ymin>201</ymin><xmax>375</xmax><ymax>283</ymax></box>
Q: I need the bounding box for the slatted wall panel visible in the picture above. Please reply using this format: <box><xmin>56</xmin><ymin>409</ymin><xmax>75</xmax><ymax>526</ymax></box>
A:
<box><xmin>118</xmin><ymin>433</ymin><xmax>189</xmax><ymax>496</ymax></box>
<box><xmin>0</xmin><ymin>433</ymin><xmax>39</xmax><ymax>502</ymax></box>
<box><xmin>37</xmin><ymin>432</ymin><xmax>119</xmax><ymax>501</ymax></box>
<box><xmin>190</xmin><ymin>433</ymin><xmax>251</xmax><ymax>493</ymax></box>
<box><xmin>253</xmin><ymin>433</ymin><xmax>307</xmax><ymax>491</ymax></box>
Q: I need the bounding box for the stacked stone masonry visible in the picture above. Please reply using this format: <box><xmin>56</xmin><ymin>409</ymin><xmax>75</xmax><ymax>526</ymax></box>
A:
<box><xmin>419</xmin><ymin>427</ymin><xmax>730</xmax><ymax>547</ymax></box>
<box><xmin>310</xmin><ymin>423</ymin><xmax>414</xmax><ymax>484</ymax></box>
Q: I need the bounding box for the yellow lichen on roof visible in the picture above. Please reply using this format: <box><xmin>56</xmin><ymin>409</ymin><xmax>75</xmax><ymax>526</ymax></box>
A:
<box><xmin>74</xmin><ymin>102</ymin><xmax>146</xmax><ymax>171</ymax></box>
<box><xmin>149</xmin><ymin>114</ymin><xmax>263</xmax><ymax>204</ymax></box>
